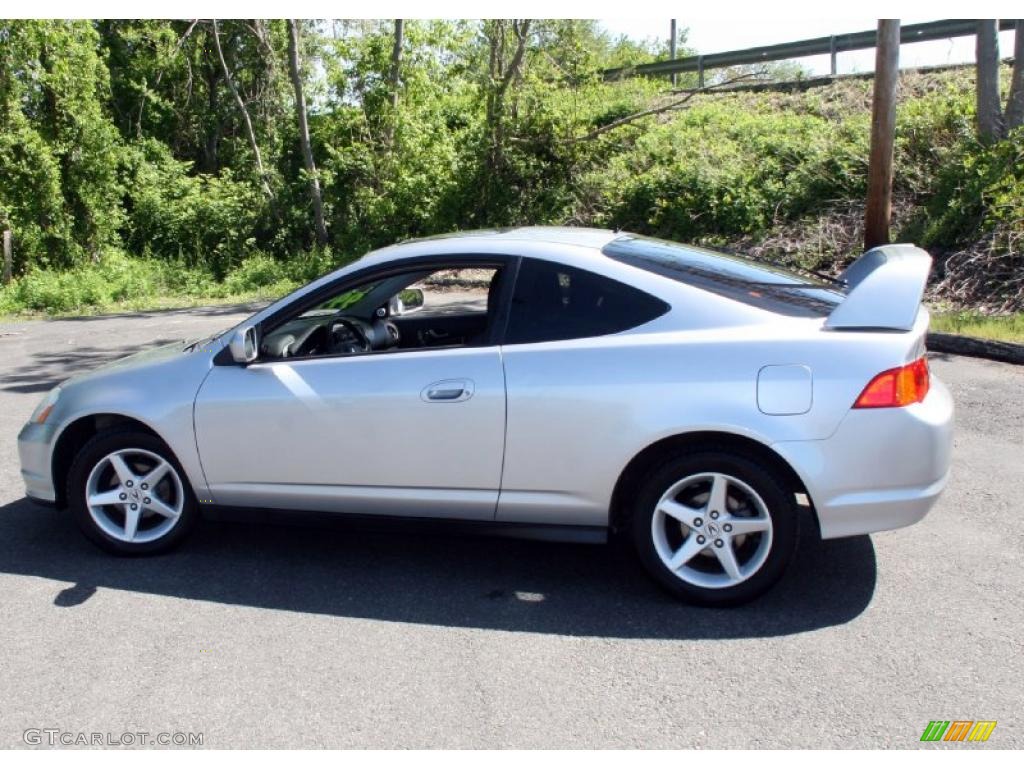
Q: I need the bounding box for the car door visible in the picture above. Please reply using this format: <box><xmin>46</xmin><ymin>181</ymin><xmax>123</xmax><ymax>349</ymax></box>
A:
<box><xmin>193</xmin><ymin>270</ymin><xmax>508</xmax><ymax>521</ymax></box>
<box><xmin>495</xmin><ymin>257</ymin><xmax>672</xmax><ymax>526</ymax></box>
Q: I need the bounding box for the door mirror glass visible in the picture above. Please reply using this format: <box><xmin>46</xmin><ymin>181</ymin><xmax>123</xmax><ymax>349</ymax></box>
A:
<box><xmin>229</xmin><ymin>325</ymin><xmax>259</xmax><ymax>364</ymax></box>
<box><xmin>389</xmin><ymin>287</ymin><xmax>425</xmax><ymax>316</ymax></box>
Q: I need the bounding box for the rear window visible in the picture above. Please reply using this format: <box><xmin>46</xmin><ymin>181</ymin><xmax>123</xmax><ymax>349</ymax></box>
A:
<box><xmin>603</xmin><ymin>235</ymin><xmax>846</xmax><ymax>318</ymax></box>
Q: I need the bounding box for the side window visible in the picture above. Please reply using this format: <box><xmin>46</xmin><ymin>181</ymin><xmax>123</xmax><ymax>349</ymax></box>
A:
<box><xmin>259</xmin><ymin>264</ymin><xmax>506</xmax><ymax>360</ymax></box>
<box><xmin>505</xmin><ymin>258</ymin><xmax>669</xmax><ymax>345</ymax></box>
<box><xmin>403</xmin><ymin>267</ymin><xmax>496</xmax><ymax>320</ymax></box>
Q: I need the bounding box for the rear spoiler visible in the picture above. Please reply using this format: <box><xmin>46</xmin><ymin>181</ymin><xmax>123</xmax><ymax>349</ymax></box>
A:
<box><xmin>825</xmin><ymin>244</ymin><xmax>932</xmax><ymax>331</ymax></box>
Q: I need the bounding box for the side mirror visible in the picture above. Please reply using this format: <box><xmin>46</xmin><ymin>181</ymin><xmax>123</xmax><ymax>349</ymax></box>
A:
<box><xmin>228</xmin><ymin>325</ymin><xmax>259</xmax><ymax>364</ymax></box>
<box><xmin>388</xmin><ymin>288</ymin><xmax>425</xmax><ymax>317</ymax></box>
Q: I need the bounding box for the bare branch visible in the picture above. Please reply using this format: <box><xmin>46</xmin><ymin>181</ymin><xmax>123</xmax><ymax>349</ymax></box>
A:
<box><xmin>496</xmin><ymin>19</ymin><xmax>531</xmax><ymax>98</ymax></box>
<box><xmin>245</xmin><ymin>19</ymin><xmax>274</xmax><ymax>59</ymax></box>
<box><xmin>211</xmin><ymin>18</ymin><xmax>275</xmax><ymax>202</ymax></box>
<box><xmin>287</xmin><ymin>19</ymin><xmax>329</xmax><ymax>245</ymax></box>
<box><xmin>563</xmin><ymin>73</ymin><xmax>762</xmax><ymax>144</ymax></box>
<box><xmin>137</xmin><ymin>19</ymin><xmax>199</xmax><ymax>137</ymax></box>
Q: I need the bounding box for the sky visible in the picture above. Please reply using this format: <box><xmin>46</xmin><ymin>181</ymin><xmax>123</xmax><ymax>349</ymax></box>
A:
<box><xmin>599</xmin><ymin>17</ymin><xmax>1017</xmax><ymax>76</ymax></box>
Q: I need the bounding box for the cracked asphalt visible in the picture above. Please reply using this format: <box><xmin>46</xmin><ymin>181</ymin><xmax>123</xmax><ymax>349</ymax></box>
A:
<box><xmin>0</xmin><ymin>306</ymin><xmax>1021</xmax><ymax>748</ymax></box>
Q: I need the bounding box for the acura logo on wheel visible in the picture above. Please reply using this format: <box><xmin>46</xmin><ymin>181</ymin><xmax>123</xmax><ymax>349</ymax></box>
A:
<box><xmin>706</xmin><ymin>521</ymin><xmax>721</xmax><ymax>538</ymax></box>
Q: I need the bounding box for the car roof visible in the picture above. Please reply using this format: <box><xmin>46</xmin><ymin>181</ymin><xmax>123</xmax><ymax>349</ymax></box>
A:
<box><xmin>245</xmin><ymin>226</ymin><xmax>819</xmax><ymax>333</ymax></box>
<box><xmin>367</xmin><ymin>226</ymin><xmax>621</xmax><ymax>260</ymax></box>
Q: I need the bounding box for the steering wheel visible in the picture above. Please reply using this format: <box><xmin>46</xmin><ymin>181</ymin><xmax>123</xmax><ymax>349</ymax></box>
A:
<box><xmin>328</xmin><ymin>316</ymin><xmax>371</xmax><ymax>355</ymax></box>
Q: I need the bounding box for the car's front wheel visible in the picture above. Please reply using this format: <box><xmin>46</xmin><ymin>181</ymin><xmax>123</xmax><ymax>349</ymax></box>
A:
<box><xmin>67</xmin><ymin>429</ymin><xmax>197</xmax><ymax>555</ymax></box>
<box><xmin>631</xmin><ymin>449</ymin><xmax>798</xmax><ymax>606</ymax></box>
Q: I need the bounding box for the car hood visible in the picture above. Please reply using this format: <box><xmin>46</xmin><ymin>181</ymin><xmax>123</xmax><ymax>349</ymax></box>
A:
<box><xmin>60</xmin><ymin>337</ymin><xmax>220</xmax><ymax>390</ymax></box>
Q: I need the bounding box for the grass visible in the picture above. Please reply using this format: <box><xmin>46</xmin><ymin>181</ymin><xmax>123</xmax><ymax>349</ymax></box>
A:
<box><xmin>0</xmin><ymin>287</ymin><xmax>288</xmax><ymax>319</ymax></box>
<box><xmin>930</xmin><ymin>311</ymin><xmax>1024</xmax><ymax>344</ymax></box>
<box><xmin>0</xmin><ymin>249</ymin><xmax>340</xmax><ymax>319</ymax></box>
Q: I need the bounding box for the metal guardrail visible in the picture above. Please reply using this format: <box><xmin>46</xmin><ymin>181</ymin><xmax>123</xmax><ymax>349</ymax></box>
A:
<box><xmin>604</xmin><ymin>19</ymin><xmax>1021</xmax><ymax>84</ymax></box>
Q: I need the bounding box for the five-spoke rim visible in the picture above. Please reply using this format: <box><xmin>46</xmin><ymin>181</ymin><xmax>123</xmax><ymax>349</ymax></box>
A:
<box><xmin>85</xmin><ymin>448</ymin><xmax>184</xmax><ymax>544</ymax></box>
<box><xmin>651</xmin><ymin>472</ymin><xmax>773</xmax><ymax>589</ymax></box>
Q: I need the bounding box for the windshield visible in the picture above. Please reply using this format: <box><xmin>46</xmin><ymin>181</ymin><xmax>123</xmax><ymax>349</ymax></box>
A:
<box><xmin>603</xmin><ymin>235</ymin><xmax>846</xmax><ymax>318</ymax></box>
<box><xmin>303</xmin><ymin>282</ymin><xmax>381</xmax><ymax>317</ymax></box>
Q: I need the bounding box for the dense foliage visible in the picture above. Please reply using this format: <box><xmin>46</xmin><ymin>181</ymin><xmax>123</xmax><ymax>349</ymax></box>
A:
<box><xmin>0</xmin><ymin>19</ymin><xmax>1021</xmax><ymax>314</ymax></box>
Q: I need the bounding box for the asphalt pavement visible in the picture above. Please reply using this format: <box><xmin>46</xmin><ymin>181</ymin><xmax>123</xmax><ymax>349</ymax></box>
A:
<box><xmin>0</xmin><ymin>305</ymin><xmax>1021</xmax><ymax>748</ymax></box>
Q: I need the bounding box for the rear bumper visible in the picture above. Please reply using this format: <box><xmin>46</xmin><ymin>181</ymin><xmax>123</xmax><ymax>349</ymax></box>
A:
<box><xmin>773</xmin><ymin>377</ymin><xmax>954</xmax><ymax>539</ymax></box>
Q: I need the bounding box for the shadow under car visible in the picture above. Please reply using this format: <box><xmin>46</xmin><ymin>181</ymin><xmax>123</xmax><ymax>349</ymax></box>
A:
<box><xmin>0</xmin><ymin>497</ymin><xmax>877</xmax><ymax>639</ymax></box>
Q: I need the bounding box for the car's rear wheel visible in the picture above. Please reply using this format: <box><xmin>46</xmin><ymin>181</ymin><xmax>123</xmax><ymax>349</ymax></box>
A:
<box><xmin>631</xmin><ymin>449</ymin><xmax>798</xmax><ymax>606</ymax></box>
<box><xmin>68</xmin><ymin>429</ymin><xmax>197</xmax><ymax>555</ymax></box>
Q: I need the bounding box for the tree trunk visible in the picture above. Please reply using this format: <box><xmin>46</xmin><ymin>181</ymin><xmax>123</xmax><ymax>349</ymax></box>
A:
<box><xmin>670</xmin><ymin>19</ymin><xmax>678</xmax><ymax>87</ymax></box>
<box><xmin>390</xmin><ymin>19</ymin><xmax>404</xmax><ymax>112</ymax></box>
<box><xmin>200</xmin><ymin>52</ymin><xmax>221</xmax><ymax>173</ymax></box>
<box><xmin>2</xmin><ymin>229</ymin><xmax>11</xmax><ymax>285</ymax></box>
<box><xmin>486</xmin><ymin>19</ymin><xmax>531</xmax><ymax>173</ymax></box>
<box><xmin>976</xmin><ymin>20</ymin><xmax>1005</xmax><ymax>142</ymax></box>
<box><xmin>864</xmin><ymin>19</ymin><xmax>900</xmax><ymax>251</ymax></box>
<box><xmin>211</xmin><ymin>19</ymin><xmax>275</xmax><ymax>203</ymax></box>
<box><xmin>383</xmin><ymin>19</ymin><xmax>404</xmax><ymax>146</ymax></box>
<box><xmin>287</xmin><ymin>20</ymin><xmax>329</xmax><ymax>246</ymax></box>
<box><xmin>1005</xmin><ymin>20</ymin><xmax>1024</xmax><ymax>130</ymax></box>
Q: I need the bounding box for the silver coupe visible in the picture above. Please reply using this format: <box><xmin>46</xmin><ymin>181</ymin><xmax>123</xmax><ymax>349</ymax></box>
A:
<box><xmin>18</xmin><ymin>228</ymin><xmax>953</xmax><ymax>605</ymax></box>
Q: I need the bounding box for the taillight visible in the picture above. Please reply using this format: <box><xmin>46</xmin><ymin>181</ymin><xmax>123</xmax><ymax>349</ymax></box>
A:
<box><xmin>853</xmin><ymin>357</ymin><xmax>930</xmax><ymax>408</ymax></box>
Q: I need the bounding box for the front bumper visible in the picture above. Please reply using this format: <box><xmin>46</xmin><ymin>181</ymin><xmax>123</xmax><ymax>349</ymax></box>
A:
<box><xmin>17</xmin><ymin>421</ymin><xmax>58</xmax><ymax>504</ymax></box>
<box><xmin>773</xmin><ymin>377</ymin><xmax>954</xmax><ymax>539</ymax></box>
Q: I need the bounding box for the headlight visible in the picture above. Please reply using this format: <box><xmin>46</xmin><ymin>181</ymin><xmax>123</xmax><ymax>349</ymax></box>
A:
<box><xmin>30</xmin><ymin>387</ymin><xmax>61</xmax><ymax>425</ymax></box>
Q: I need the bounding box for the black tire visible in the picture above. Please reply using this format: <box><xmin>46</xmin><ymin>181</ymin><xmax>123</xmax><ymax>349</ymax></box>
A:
<box><xmin>67</xmin><ymin>428</ymin><xmax>198</xmax><ymax>555</ymax></box>
<box><xmin>631</xmin><ymin>449</ymin><xmax>799</xmax><ymax>606</ymax></box>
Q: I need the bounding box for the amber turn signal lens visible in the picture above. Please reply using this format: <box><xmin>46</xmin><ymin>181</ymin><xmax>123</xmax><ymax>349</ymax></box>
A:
<box><xmin>853</xmin><ymin>357</ymin><xmax>930</xmax><ymax>408</ymax></box>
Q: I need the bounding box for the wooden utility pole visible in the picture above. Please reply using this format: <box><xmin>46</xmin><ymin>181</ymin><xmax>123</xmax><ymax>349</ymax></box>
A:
<box><xmin>864</xmin><ymin>19</ymin><xmax>900</xmax><ymax>251</ymax></box>
<box><xmin>976</xmin><ymin>20</ymin><xmax>1005</xmax><ymax>141</ymax></box>
<box><xmin>1008</xmin><ymin>20</ymin><xmax>1024</xmax><ymax>130</ymax></box>
<box><xmin>670</xmin><ymin>19</ymin><xmax>678</xmax><ymax>87</ymax></box>
<box><xmin>2</xmin><ymin>229</ymin><xmax>11</xmax><ymax>285</ymax></box>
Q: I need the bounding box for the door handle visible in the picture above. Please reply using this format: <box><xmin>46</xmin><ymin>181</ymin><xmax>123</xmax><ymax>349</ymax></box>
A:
<box><xmin>421</xmin><ymin>379</ymin><xmax>474</xmax><ymax>403</ymax></box>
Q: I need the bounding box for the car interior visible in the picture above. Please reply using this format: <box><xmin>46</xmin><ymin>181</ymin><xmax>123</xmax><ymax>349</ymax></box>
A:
<box><xmin>259</xmin><ymin>266</ymin><xmax>503</xmax><ymax>360</ymax></box>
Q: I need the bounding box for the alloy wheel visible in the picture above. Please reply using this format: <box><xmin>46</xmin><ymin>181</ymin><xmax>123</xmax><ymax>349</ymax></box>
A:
<box><xmin>650</xmin><ymin>472</ymin><xmax>774</xmax><ymax>589</ymax></box>
<box><xmin>84</xmin><ymin>448</ymin><xmax>185</xmax><ymax>544</ymax></box>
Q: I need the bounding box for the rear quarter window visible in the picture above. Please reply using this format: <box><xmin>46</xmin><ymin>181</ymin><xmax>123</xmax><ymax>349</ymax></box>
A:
<box><xmin>506</xmin><ymin>258</ymin><xmax>669</xmax><ymax>344</ymax></box>
<box><xmin>603</xmin><ymin>235</ymin><xmax>846</xmax><ymax>318</ymax></box>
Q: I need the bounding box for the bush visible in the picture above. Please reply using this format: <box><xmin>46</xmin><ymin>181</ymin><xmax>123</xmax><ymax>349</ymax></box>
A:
<box><xmin>582</xmin><ymin>96</ymin><xmax>871</xmax><ymax>242</ymax></box>
<box><xmin>222</xmin><ymin>253</ymin><xmax>294</xmax><ymax>296</ymax></box>
<box><xmin>2</xmin><ymin>56</ymin><xmax>1021</xmax><ymax>317</ymax></box>
<box><xmin>0</xmin><ymin>250</ymin><xmax>213</xmax><ymax>314</ymax></box>
<box><xmin>0</xmin><ymin>248</ymin><xmax>347</xmax><ymax>316</ymax></box>
<box><xmin>123</xmin><ymin>140</ymin><xmax>266</xmax><ymax>277</ymax></box>
<box><xmin>283</xmin><ymin>246</ymin><xmax>347</xmax><ymax>283</ymax></box>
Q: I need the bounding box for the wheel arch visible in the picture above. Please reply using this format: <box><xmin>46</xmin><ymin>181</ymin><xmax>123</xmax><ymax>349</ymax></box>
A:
<box><xmin>51</xmin><ymin>413</ymin><xmax>164</xmax><ymax>509</ymax></box>
<box><xmin>609</xmin><ymin>430</ymin><xmax>816</xmax><ymax>535</ymax></box>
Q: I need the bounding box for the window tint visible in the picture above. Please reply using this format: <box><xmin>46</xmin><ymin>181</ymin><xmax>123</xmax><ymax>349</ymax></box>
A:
<box><xmin>602</xmin><ymin>234</ymin><xmax>846</xmax><ymax>318</ymax></box>
<box><xmin>505</xmin><ymin>258</ymin><xmax>669</xmax><ymax>344</ymax></box>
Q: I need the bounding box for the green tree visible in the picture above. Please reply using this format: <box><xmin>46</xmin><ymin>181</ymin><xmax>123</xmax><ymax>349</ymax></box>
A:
<box><xmin>1</xmin><ymin>20</ymin><xmax>124</xmax><ymax>268</ymax></box>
